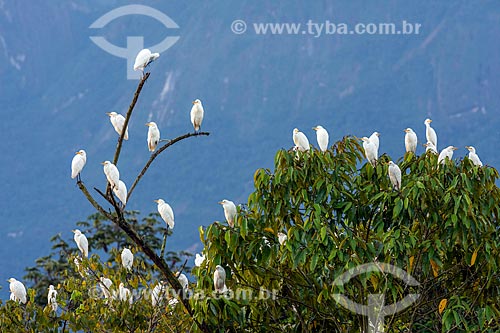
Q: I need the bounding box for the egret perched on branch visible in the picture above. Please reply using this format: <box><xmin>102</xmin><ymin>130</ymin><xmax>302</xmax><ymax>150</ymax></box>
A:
<box><xmin>388</xmin><ymin>161</ymin><xmax>402</xmax><ymax>191</ymax></box>
<box><xmin>404</xmin><ymin>128</ymin><xmax>417</xmax><ymax>153</ymax></box>
<box><xmin>190</xmin><ymin>99</ymin><xmax>204</xmax><ymax>133</ymax></box>
<box><xmin>118</xmin><ymin>283</ymin><xmax>133</xmax><ymax>304</ymax></box>
<box><xmin>466</xmin><ymin>146</ymin><xmax>483</xmax><ymax>166</ymax></box>
<box><xmin>218</xmin><ymin>199</ymin><xmax>236</xmax><ymax>227</ymax></box>
<box><xmin>155</xmin><ymin>199</ymin><xmax>175</xmax><ymax>229</ymax></box>
<box><xmin>177</xmin><ymin>272</ymin><xmax>189</xmax><ymax>292</ymax></box>
<box><xmin>101</xmin><ymin>161</ymin><xmax>120</xmax><ymax>190</ymax></box>
<box><xmin>8</xmin><ymin>278</ymin><xmax>27</xmax><ymax>304</ymax></box>
<box><xmin>72</xmin><ymin>229</ymin><xmax>89</xmax><ymax>258</ymax></box>
<box><xmin>214</xmin><ymin>265</ymin><xmax>227</xmax><ymax>293</ymax></box>
<box><xmin>424</xmin><ymin>119</ymin><xmax>437</xmax><ymax>150</ymax></box>
<box><xmin>312</xmin><ymin>125</ymin><xmax>329</xmax><ymax>152</ymax></box>
<box><xmin>423</xmin><ymin>141</ymin><xmax>438</xmax><ymax>154</ymax></box>
<box><xmin>361</xmin><ymin>137</ymin><xmax>377</xmax><ymax>166</ymax></box>
<box><xmin>47</xmin><ymin>285</ymin><xmax>58</xmax><ymax>312</ymax></box>
<box><xmin>113</xmin><ymin>180</ymin><xmax>128</xmax><ymax>206</ymax></box>
<box><xmin>106</xmin><ymin>112</ymin><xmax>128</xmax><ymax>140</ymax></box>
<box><xmin>99</xmin><ymin>277</ymin><xmax>113</xmax><ymax>299</ymax></box>
<box><xmin>194</xmin><ymin>253</ymin><xmax>205</xmax><ymax>267</ymax></box>
<box><xmin>292</xmin><ymin>128</ymin><xmax>310</xmax><ymax>151</ymax></box>
<box><xmin>146</xmin><ymin>122</ymin><xmax>160</xmax><ymax>152</ymax></box>
<box><xmin>133</xmin><ymin>48</ymin><xmax>159</xmax><ymax>73</ymax></box>
<box><xmin>278</xmin><ymin>232</ymin><xmax>287</xmax><ymax>246</ymax></box>
<box><xmin>121</xmin><ymin>248</ymin><xmax>134</xmax><ymax>270</ymax></box>
<box><xmin>151</xmin><ymin>282</ymin><xmax>166</xmax><ymax>306</ymax></box>
<box><xmin>438</xmin><ymin>146</ymin><xmax>457</xmax><ymax>164</ymax></box>
<box><xmin>369</xmin><ymin>132</ymin><xmax>380</xmax><ymax>151</ymax></box>
<box><xmin>71</xmin><ymin>150</ymin><xmax>86</xmax><ymax>181</ymax></box>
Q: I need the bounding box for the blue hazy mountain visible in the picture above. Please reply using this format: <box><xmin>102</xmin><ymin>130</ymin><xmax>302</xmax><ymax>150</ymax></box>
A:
<box><xmin>0</xmin><ymin>1</ymin><xmax>499</xmax><ymax>297</ymax></box>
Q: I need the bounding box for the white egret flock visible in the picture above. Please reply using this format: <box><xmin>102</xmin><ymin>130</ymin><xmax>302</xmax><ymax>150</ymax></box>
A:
<box><xmin>7</xmin><ymin>48</ymin><xmax>486</xmax><ymax>313</ymax></box>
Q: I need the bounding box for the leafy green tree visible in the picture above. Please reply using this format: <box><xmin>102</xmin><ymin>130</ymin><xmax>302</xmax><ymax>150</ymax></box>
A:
<box><xmin>23</xmin><ymin>211</ymin><xmax>189</xmax><ymax>306</ymax></box>
<box><xmin>1</xmin><ymin>210</ymin><xmax>194</xmax><ymax>332</ymax></box>
<box><xmin>194</xmin><ymin>137</ymin><xmax>500</xmax><ymax>332</ymax></box>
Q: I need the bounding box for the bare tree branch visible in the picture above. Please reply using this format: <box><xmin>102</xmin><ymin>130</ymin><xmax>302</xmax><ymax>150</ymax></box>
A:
<box><xmin>113</xmin><ymin>72</ymin><xmax>150</xmax><ymax>166</ymax></box>
<box><xmin>127</xmin><ymin>131</ymin><xmax>210</xmax><ymax>201</ymax></box>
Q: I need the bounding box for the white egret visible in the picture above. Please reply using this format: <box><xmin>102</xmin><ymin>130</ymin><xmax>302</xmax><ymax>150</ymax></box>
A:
<box><xmin>218</xmin><ymin>199</ymin><xmax>236</xmax><ymax>227</ymax></box>
<box><xmin>292</xmin><ymin>128</ymin><xmax>310</xmax><ymax>151</ymax></box>
<box><xmin>118</xmin><ymin>283</ymin><xmax>133</xmax><ymax>304</ymax></box>
<box><xmin>99</xmin><ymin>277</ymin><xmax>113</xmax><ymax>299</ymax></box>
<box><xmin>146</xmin><ymin>122</ymin><xmax>160</xmax><ymax>152</ymax></box>
<box><xmin>121</xmin><ymin>248</ymin><xmax>134</xmax><ymax>270</ymax></box>
<box><xmin>388</xmin><ymin>161</ymin><xmax>402</xmax><ymax>191</ymax></box>
<box><xmin>177</xmin><ymin>273</ymin><xmax>189</xmax><ymax>292</ymax></box>
<box><xmin>369</xmin><ymin>132</ymin><xmax>380</xmax><ymax>151</ymax></box>
<box><xmin>72</xmin><ymin>229</ymin><xmax>89</xmax><ymax>258</ymax></box>
<box><xmin>214</xmin><ymin>265</ymin><xmax>227</xmax><ymax>293</ymax></box>
<box><xmin>194</xmin><ymin>253</ymin><xmax>205</xmax><ymax>267</ymax></box>
<box><xmin>47</xmin><ymin>285</ymin><xmax>58</xmax><ymax>312</ymax></box>
<box><xmin>8</xmin><ymin>278</ymin><xmax>27</xmax><ymax>304</ymax></box>
<box><xmin>312</xmin><ymin>125</ymin><xmax>329</xmax><ymax>152</ymax></box>
<box><xmin>151</xmin><ymin>282</ymin><xmax>166</xmax><ymax>306</ymax></box>
<box><xmin>73</xmin><ymin>258</ymin><xmax>85</xmax><ymax>277</ymax></box>
<box><xmin>404</xmin><ymin>128</ymin><xmax>417</xmax><ymax>153</ymax></box>
<box><xmin>190</xmin><ymin>99</ymin><xmax>204</xmax><ymax>133</ymax></box>
<box><xmin>361</xmin><ymin>137</ymin><xmax>377</xmax><ymax>166</ymax></box>
<box><xmin>438</xmin><ymin>146</ymin><xmax>458</xmax><ymax>164</ymax></box>
<box><xmin>278</xmin><ymin>232</ymin><xmax>287</xmax><ymax>246</ymax></box>
<box><xmin>424</xmin><ymin>119</ymin><xmax>437</xmax><ymax>150</ymax></box>
<box><xmin>113</xmin><ymin>180</ymin><xmax>128</xmax><ymax>206</ymax></box>
<box><xmin>133</xmin><ymin>48</ymin><xmax>160</xmax><ymax>73</ymax></box>
<box><xmin>423</xmin><ymin>141</ymin><xmax>438</xmax><ymax>154</ymax></box>
<box><xmin>154</xmin><ymin>199</ymin><xmax>175</xmax><ymax>229</ymax></box>
<box><xmin>101</xmin><ymin>161</ymin><xmax>120</xmax><ymax>190</ymax></box>
<box><xmin>71</xmin><ymin>150</ymin><xmax>87</xmax><ymax>181</ymax></box>
<box><xmin>106</xmin><ymin>112</ymin><xmax>128</xmax><ymax>140</ymax></box>
<box><xmin>466</xmin><ymin>146</ymin><xmax>483</xmax><ymax>166</ymax></box>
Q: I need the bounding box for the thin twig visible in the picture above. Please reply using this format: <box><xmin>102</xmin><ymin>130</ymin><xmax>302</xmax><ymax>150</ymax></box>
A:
<box><xmin>127</xmin><ymin>131</ymin><xmax>210</xmax><ymax>201</ymax></box>
<box><xmin>160</xmin><ymin>228</ymin><xmax>168</xmax><ymax>259</ymax></box>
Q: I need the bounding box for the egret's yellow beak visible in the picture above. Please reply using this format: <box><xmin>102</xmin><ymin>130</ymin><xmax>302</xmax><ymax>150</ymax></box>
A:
<box><xmin>154</xmin><ymin>199</ymin><xmax>159</xmax><ymax>203</ymax></box>
<box><xmin>75</xmin><ymin>151</ymin><xmax>80</xmax><ymax>155</ymax></box>
<box><xmin>452</xmin><ymin>147</ymin><xmax>458</xmax><ymax>150</ymax></box>
<box><xmin>312</xmin><ymin>127</ymin><xmax>317</xmax><ymax>131</ymax></box>
<box><xmin>192</xmin><ymin>100</ymin><xmax>197</xmax><ymax>104</ymax></box>
<box><xmin>106</xmin><ymin>112</ymin><xmax>111</xmax><ymax>116</ymax></box>
<box><xmin>428</xmin><ymin>119</ymin><xmax>432</xmax><ymax>123</ymax></box>
<box><xmin>71</xmin><ymin>229</ymin><xmax>76</xmax><ymax>233</ymax></box>
<box><xmin>218</xmin><ymin>201</ymin><xmax>223</xmax><ymax>205</ymax></box>
<box><xmin>145</xmin><ymin>123</ymin><xmax>150</xmax><ymax>126</ymax></box>
<box><xmin>100</xmin><ymin>162</ymin><xmax>106</xmax><ymax>165</ymax></box>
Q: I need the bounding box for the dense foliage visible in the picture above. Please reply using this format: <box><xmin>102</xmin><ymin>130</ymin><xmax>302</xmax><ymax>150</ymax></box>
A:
<box><xmin>195</xmin><ymin>137</ymin><xmax>500</xmax><ymax>332</ymax></box>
